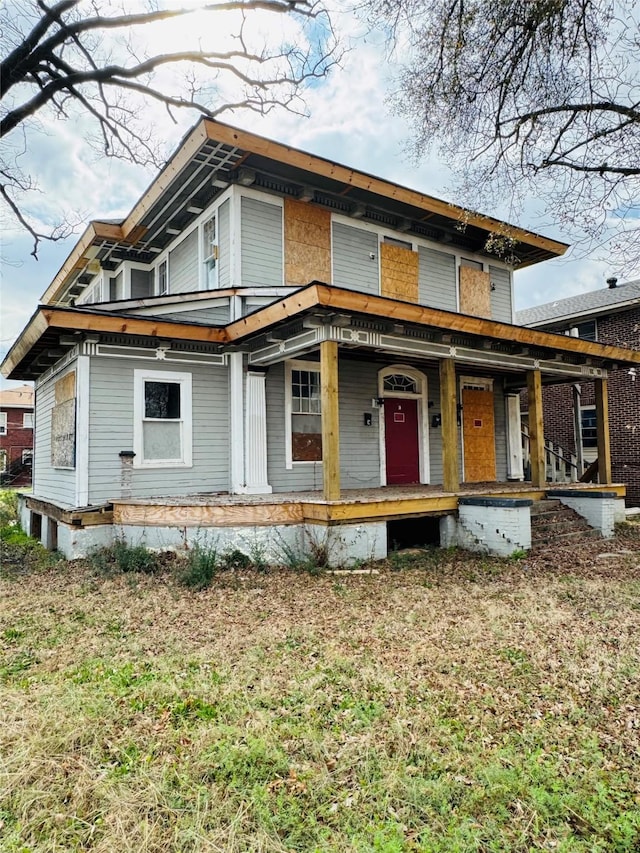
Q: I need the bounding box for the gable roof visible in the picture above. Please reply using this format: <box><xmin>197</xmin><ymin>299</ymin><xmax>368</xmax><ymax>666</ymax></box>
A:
<box><xmin>40</xmin><ymin>119</ymin><xmax>569</xmax><ymax>307</ymax></box>
<box><xmin>517</xmin><ymin>279</ymin><xmax>640</xmax><ymax>327</ymax></box>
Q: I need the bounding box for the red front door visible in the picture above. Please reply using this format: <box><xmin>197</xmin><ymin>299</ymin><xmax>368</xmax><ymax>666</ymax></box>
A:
<box><xmin>384</xmin><ymin>398</ymin><xmax>420</xmax><ymax>485</ymax></box>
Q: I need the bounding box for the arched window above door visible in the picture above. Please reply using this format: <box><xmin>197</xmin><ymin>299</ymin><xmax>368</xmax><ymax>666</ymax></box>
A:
<box><xmin>383</xmin><ymin>373</ymin><xmax>418</xmax><ymax>395</ymax></box>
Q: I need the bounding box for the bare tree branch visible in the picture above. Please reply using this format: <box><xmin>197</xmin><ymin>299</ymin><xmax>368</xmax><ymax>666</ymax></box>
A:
<box><xmin>358</xmin><ymin>0</ymin><xmax>640</xmax><ymax>269</ymax></box>
<box><xmin>1</xmin><ymin>0</ymin><xmax>339</xmax><ymax>254</ymax></box>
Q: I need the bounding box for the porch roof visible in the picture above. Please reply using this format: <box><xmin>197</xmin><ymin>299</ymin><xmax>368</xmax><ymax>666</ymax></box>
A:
<box><xmin>3</xmin><ymin>283</ymin><xmax>639</xmax><ymax>381</ymax></box>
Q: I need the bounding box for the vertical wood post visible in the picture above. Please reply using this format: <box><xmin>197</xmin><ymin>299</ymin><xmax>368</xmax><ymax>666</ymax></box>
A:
<box><xmin>527</xmin><ymin>369</ymin><xmax>546</xmax><ymax>487</ymax></box>
<box><xmin>321</xmin><ymin>340</ymin><xmax>340</xmax><ymax>501</ymax></box>
<box><xmin>595</xmin><ymin>377</ymin><xmax>612</xmax><ymax>484</ymax></box>
<box><xmin>439</xmin><ymin>358</ymin><xmax>459</xmax><ymax>492</ymax></box>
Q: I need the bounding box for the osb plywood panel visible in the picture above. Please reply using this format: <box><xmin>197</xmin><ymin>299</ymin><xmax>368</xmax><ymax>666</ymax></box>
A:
<box><xmin>380</xmin><ymin>243</ymin><xmax>419</xmax><ymax>303</ymax></box>
<box><xmin>55</xmin><ymin>370</ymin><xmax>76</xmax><ymax>404</ymax></box>
<box><xmin>462</xmin><ymin>389</ymin><xmax>496</xmax><ymax>482</ymax></box>
<box><xmin>459</xmin><ymin>267</ymin><xmax>491</xmax><ymax>318</ymax></box>
<box><xmin>284</xmin><ymin>198</ymin><xmax>331</xmax><ymax>285</ymax></box>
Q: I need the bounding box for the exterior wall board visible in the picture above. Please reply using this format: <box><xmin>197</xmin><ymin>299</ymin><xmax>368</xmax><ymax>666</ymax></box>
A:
<box><xmin>88</xmin><ymin>356</ymin><xmax>229</xmax><ymax>503</ymax></box>
<box><xmin>33</xmin><ymin>366</ymin><xmax>77</xmax><ymax>506</ymax></box>
<box><xmin>218</xmin><ymin>198</ymin><xmax>231</xmax><ymax>290</ymax></box>
<box><xmin>332</xmin><ymin>223</ymin><xmax>379</xmax><ymax>295</ymax></box>
<box><xmin>169</xmin><ymin>229</ymin><xmax>198</xmax><ymax>294</ymax></box>
<box><xmin>265</xmin><ymin>359</ymin><xmax>382</xmax><ymax>492</ymax></box>
<box><xmin>153</xmin><ymin>306</ymin><xmax>230</xmax><ymax>324</ymax></box>
<box><xmin>241</xmin><ymin>196</ymin><xmax>283</xmax><ymax>288</ymax></box>
<box><xmin>418</xmin><ymin>247</ymin><xmax>457</xmax><ymax>311</ymax></box>
<box><xmin>489</xmin><ymin>265</ymin><xmax>512</xmax><ymax>323</ymax></box>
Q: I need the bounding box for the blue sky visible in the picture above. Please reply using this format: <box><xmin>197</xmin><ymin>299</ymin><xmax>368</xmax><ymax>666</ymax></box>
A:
<box><xmin>0</xmin><ymin>3</ymin><xmax>624</xmax><ymax>388</ymax></box>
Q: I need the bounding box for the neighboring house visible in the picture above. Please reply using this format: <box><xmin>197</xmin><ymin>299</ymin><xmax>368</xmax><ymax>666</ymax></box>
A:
<box><xmin>0</xmin><ymin>384</ymin><xmax>34</xmax><ymax>486</ymax></box>
<box><xmin>2</xmin><ymin>120</ymin><xmax>639</xmax><ymax>560</ymax></box>
<box><xmin>517</xmin><ymin>279</ymin><xmax>640</xmax><ymax>505</ymax></box>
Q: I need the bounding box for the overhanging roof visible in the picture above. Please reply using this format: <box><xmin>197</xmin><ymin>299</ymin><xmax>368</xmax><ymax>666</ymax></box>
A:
<box><xmin>4</xmin><ymin>285</ymin><xmax>639</xmax><ymax>381</ymax></box>
<box><xmin>40</xmin><ymin>119</ymin><xmax>569</xmax><ymax>306</ymax></box>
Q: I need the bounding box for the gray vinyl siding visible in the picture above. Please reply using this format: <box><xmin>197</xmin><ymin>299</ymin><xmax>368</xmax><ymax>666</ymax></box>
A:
<box><xmin>489</xmin><ymin>265</ymin><xmax>513</xmax><ymax>323</ymax></box>
<box><xmin>418</xmin><ymin>247</ymin><xmax>457</xmax><ymax>311</ymax></box>
<box><xmin>265</xmin><ymin>359</ymin><xmax>381</xmax><ymax>492</ymax></box>
<box><xmin>332</xmin><ymin>223</ymin><xmax>379</xmax><ymax>295</ymax></box>
<box><xmin>493</xmin><ymin>382</ymin><xmax>507</xmax><ymax>481</ymax></box>
<box><xmin>243</xmin><ymin>296</ymin><xmax>281</xmax><ymax>316</ymax></box>
<box><xmin>131</xmin><ymin>269</ymin><xmax>153</xmax><ymax>299</ymax></box>
<box><xmin>241</xmin><ymin>197</ymin><xmax>283</xmax><ymax>287</ymax></box>
<box><xmin>426</xmin><ymin>367</ymin><xmax>444</xmax><ymax>485</ymax></box>
<box><xmin>169</xmin><ymin>229</ymin><xmax>199</xmax><ymax>294</ymax></box>
<box><xmin>88</xmin><ymin>356</ymin><xmax>229</xmax><ymax>503</ymax></box>
<box><xmin>33</xmin><ymin>366</ymin><xmax>77</xmax><ymax>507</ymax></box>
<box><xmin>338</xmin><ymin>360</ymin><xmax>381</xmax><ymax>488</ymax></box>
<box><xmin>218</xmin><ymin>199</ymin><xmax>231</xmax><ymax>289</ymax></box>
<box><xmin>155</xmin><ymin>305</ymin><xmax>230</xmax><ymax>324</ymax></box>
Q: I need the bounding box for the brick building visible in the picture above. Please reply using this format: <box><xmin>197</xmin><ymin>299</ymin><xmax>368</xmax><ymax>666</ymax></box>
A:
<box><xmin>0</xmin><ymin>384</ymin><xmax>34</xmax><ymax>486</ymax></box>
<box><xmin>517</xmin><ymin>279</ymin><xmax>640</xmax><ymax>505</ymax></box>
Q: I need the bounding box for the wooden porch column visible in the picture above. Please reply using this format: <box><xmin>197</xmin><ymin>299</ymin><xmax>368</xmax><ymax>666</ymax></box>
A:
<box><xmin>526</xmin><ymin>369</ymin><xmax>546</xmax><ymax>487</ymax></box>
<box><xmin>321</xmin><ymin>340</ymin><xmax>340</xmax><ymax>501</ymax></box>
<box><xmin>439</xmin><ymin>358</ymin><xmax>459</xmax><ymax>492</ymax></box>
<box><xmin>595</xmin><ymin>377</ymin><xmax>612</xmax><ymax>484</ymax></box>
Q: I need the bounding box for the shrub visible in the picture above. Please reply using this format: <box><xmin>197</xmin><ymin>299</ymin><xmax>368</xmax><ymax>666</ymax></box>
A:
<box><xmin>0</xmin><ymin>489</ymin><xmax>18</xmax><ymax>527</ymax></box>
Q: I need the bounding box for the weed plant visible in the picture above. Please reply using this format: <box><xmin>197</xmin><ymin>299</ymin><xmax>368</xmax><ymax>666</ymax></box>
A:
<box><xmin>89</xmin><ymin>540</ymin><xmax>159</xmax><ymax>575</ymax></box>
<box><xmin>177</xmin><ymin>542</ymin><xmax>219</xmax><ymax>589</ymax></box>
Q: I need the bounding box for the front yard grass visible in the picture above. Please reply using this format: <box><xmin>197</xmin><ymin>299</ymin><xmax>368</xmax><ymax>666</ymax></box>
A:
<box><xmin>1</xmin><ymin>525</ymin><xmax>639</xmax><ymax>852</ymax></box>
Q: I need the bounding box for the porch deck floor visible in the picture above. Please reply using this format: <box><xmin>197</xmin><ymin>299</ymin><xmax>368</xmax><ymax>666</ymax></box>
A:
<box><xmin>113</xmin><ymin>481</ymin><xmax>612</xmax><ymax>507</ymax></box>
<box><xmin>110</xmin><ymin>481</ymin><xmax>625</xmax><ymax>528</ymax></box>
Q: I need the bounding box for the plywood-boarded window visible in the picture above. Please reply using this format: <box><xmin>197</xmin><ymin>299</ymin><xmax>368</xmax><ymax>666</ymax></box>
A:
<box><xmin>51</xmin><ymin>370</ymin><xmax>76</xmax><ymax>468</ymax></box>
<box><xmin>284</xmin><ymin>198</ymin><xmax>331</xmax><ymax>286</ymax></box>
<box><xmin>380</xmin><ymin>240</ymin><xmax>419</xmax><ymax>303</ymax></box>
<box><xmin>459</xmin><ymin>262</ymin><xmax>491</xmax><ymax>318</ymax></box>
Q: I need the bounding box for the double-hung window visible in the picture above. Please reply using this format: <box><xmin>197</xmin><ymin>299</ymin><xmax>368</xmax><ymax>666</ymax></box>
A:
<box><xmin>0</xmin><ymin>412</ymin><xmax>6</xmax><ymax>435</ymax></box>
<box><xmin>157</xmin><ymin>259</ymin><xmax>168</xmax><ymax>296</ymax></box>
<box><xmin>202</xmin><ymin>214</ymin><xmax>218</xmax><ymax>289</ymax></box>
<box><xmin>580</xmin><ymin>406</ymin><xmax>598</xmax><ymax>449</ymax></box>
<box><xmin>134</xmin><ymin>370</ymin><xmax>192</xmax><ymax>467</ymax></box>
<box><xmin>286</xmin><ymin>361</ymin><xmax>322</xmax><ymax>465</ymax></box>
<box><xmin>23</xmin><ymin>412</ymin><xmax>34</xmax><ymax>429</ymax></box>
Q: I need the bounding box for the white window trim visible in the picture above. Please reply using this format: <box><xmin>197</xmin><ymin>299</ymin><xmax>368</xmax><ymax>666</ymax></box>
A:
<box><xmin>285</xmin><ymin>359</ymin><xmax>322</xmax><ymax>470</ymax></box>
<box><xmin>23</xmin><ymin>412</ymin><xmax>34</xmax><ymax>428</ymax></box>
<box><xmin>133</xmin><ymin>369</ymin><xmax>192</xmax><ymax>468</ymax></box>
<box><xmin>0</xmin><ymin>412</ymin><xmax>6</xmax><ymax>435</ymax></box>
<box><xmin>156</xmin><ymin>258</ymin><xmax>169</xmax><ymax>296</ymax></box>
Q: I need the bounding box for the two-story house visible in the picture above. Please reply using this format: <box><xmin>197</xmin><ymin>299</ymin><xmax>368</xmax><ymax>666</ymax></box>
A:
<box><xmin>0</xmin><ymin>384</ymin><xmax>34</xmax><ymax>486</ymax></box>
<box><xmin>3</xmin><ymin>120</ymin><xmax>639</xmax><ymax>560</ymax></box>
<box><xmin>517</xmin><ymin>278</ymin><xmax>640</xmax><ymax>505</ymax></box>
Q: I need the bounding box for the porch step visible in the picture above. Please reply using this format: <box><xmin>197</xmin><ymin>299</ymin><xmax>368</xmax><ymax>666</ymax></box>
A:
<box><xmin>530</xmin><ymin>499</ymin><xmax>602</xmax><ymax>548</ymax></box>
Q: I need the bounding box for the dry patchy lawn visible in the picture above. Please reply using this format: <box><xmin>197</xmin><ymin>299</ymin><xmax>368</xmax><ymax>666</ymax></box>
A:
<box><xmin>1</xmin><ymin>526</ymin><xmax>639</xmax><ymax>852</ymax></box>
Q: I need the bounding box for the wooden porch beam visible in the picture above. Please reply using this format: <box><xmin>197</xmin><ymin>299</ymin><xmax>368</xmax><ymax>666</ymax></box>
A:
<box><xmin>527</xmin><ymin>369</ymin><xmax>546</xmax><ymax>487</ymax></box>
<box><xmin>321</xmin><ymin>340</ymin><xmax>341</xmax><ymax>501</ymax></box>
<box><xmin>439</xmin><ymin>358</ymin><xmax>459</xmax><ymax>492</ymax></box>
<box><xmin>594</xmin><ymin>378</ymin><xmax>612</xmax><ymax>484</ymax></box>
